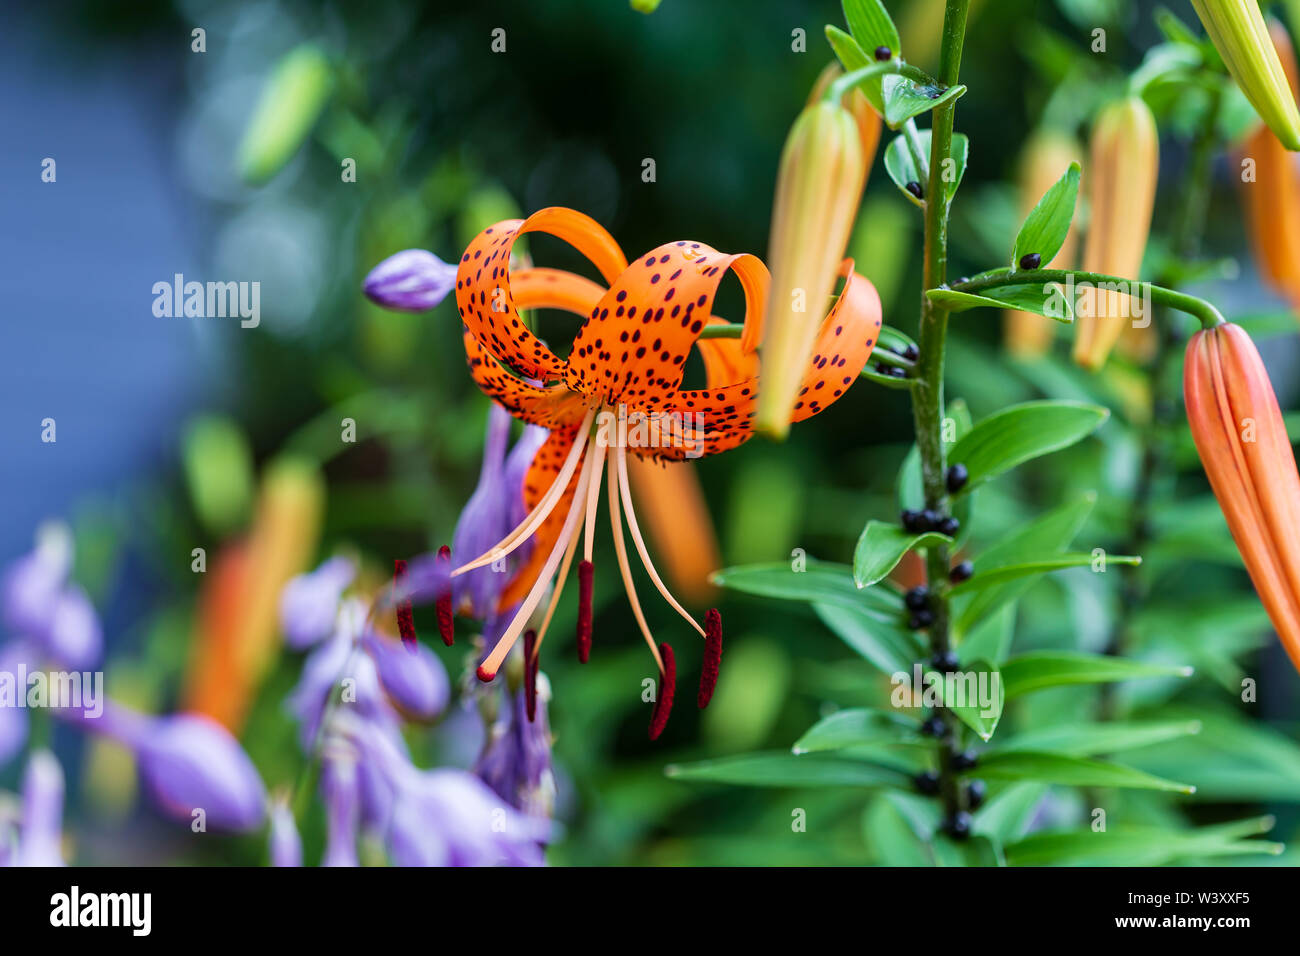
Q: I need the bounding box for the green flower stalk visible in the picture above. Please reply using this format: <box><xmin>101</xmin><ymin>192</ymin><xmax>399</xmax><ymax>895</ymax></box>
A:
<box><xmin>1191</xmin><ymin>0</ymin><xmax>1300</xmax><ymax>149</ymax></box>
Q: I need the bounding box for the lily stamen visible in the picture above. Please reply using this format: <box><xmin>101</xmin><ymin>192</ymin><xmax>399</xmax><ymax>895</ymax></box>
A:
<box><xmin>451</xmin><ymin>407</ymin><xmax>596</xmax><ymax>577</ymax></box>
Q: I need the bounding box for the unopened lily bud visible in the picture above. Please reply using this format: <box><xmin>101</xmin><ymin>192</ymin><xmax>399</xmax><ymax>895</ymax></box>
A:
<box><xmin>363</xmin><ymin>249</ymin><xmax>458</xmax><ymax>312</ymax></box>
<box><xmin>1241</xmin><ymin>19</ymin><xmax>1300</xmax><ymax>311</ymax></box>
<box><xmin>1192</xmin><ymin>0</ymin><xmax>1300</xmax><ymax>150</ymax></box>
<box><xmin>1004</xmin><ymin>130</ymin><xmax>1082</xmax><ymax>357</ymax></box>
<box><xmin>755</xmin><ymin>95</ymin><xmax>870</xmax><ymax>438</ymax></box>
<box><xmin>1185</xmin><ymin>321</ymin><xmax>1300</xmax><ymax>671</ymax></box>
<box><xmin>1073</xmin><ymin>97</ymin><xmax>1159</xmax><ymax>371</ymax></box>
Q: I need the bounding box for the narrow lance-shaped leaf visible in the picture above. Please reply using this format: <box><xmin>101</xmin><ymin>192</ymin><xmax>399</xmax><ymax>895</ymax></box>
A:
<box><xmin>853</xmin><ymin>521</ymin><xmax>951</xmax><ymax>588</ymax></box>
<box><xmin>665</xmin><ymin>752</ymin><xmax>911</xmax><ymax>788</ymax></box>
<box><xmin>1000</xmin><ymin>651</ymin><xmax>1193</xmax><ymax>699</ymax></box>
<box><xmin>1011</xmin><ymin>162</ymin><xmax>1081</xmax><ymax>269</ymax></box>
<box><xmin>947</xmin><ymin>400</ymin><xmax>1109</xmax><ymax>494</ymax></box>
<box><xmin>974</xmin><ymin>751</ymin><xmax>1196</xmax><ymax>793</ymax></box>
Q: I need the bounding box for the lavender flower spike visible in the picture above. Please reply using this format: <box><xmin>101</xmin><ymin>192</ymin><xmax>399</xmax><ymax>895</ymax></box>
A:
<box><xmin>363</xmin><ymin>630</ymin><xmax>450</xmax><ymax>722</ymax></box>
<box><xmin>268</xmin><ymin>797</ymin><xmax>302</xmax><ymax>867</ymax></box>
<box><xmin>474</xmin><ymin>678</ymin><xmax>556</xmax><ymax>820</ymax></box>
<box><xmin>15</xmin><ymin>749</ymin><xmax>66</xmax><ymax>866</ymax></box>
<box><xmin>452</xmin><ymin>403</ymin><xmax>515</xmax><ymax>617</ymax></box>
<box><xmin>363</xmin><ymin>249</ymin><xmax>457</xmax><ymax>312</ymax></box>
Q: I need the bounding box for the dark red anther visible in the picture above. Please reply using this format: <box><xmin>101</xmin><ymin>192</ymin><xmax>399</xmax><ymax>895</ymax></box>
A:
<box><xmin>698</xmin><ymin>608</ymin><xmax>722</xmax><ymax>709</ymax></box>
<box><xmin>393</xmin><ymin>559</ymin><xmax>417</xmax><ymax>652</ymax></box>
<box><xmin>577</xmin><ymin>559</ymin><xmax>593</xmax><ymax>663</ymax></box>
<box><xmin>435</xmin><ymin>545</ymin><xmax>454</xmax><ymax>646</ymax></box>
<box><xmin>648</xmin><ymin>642</ymin><xmax>676</xmax><ymax>741</ymax></box>
<box><xmin>524</xmin><ymin>628</ymin><xmax>538</xmax><ymax>723</ymax></box>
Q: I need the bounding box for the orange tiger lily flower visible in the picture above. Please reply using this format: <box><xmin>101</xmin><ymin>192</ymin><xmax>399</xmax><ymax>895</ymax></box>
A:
<box><xmin>1185</xmin><ymin>321</ymin><xmax>1300</xmax><ymax>671</ymax></box>
<box><xmin>446</xmin><ymin>207</ymin><xmax>882</xmax><ymax>736</ymax></box>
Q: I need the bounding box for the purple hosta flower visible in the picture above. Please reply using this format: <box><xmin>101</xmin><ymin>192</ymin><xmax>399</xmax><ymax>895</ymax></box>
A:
<box><xmin>268</xmin><ymin>797</ymin><xmax>302</xmax><ymax>867</ymax></box>
<box><xmin>320</xmin><ymin>742</ymin><xmax>362</xmax><ymax>867</ymax></box>
<box><xmin>362</xmin><ymin>630</ymin><xmax>450</xmax><ymax>721</ymax></box>
<box><xmin>0</xmin><ymin>642</ymin><xmax>32</xmax><ymax>766</ymax></box>
<box><xmin>363</xmin><ymin>249</ymin><xmax>457</xmax><ymax>312</ymax></box>
<box><xmin>13</xmin><ymin>750</ymin><xmax>65</xmax><ymax>866</ymax></box>
<box><xmin>1</xmin><ymin>523</ymin><xmax>101</xmax><ymax>670</ymax></box>
<box><xmin>338</xmin><ymin>712</ymin><xmax>550</xmax><ymax>866</ymax></box>
<box><xmin>286</xmin><ymin>597</ymin><xmax>448</xmax><ymax>749</ymax></box>
<box><xmin>474</xmin><ymin>677</ymin><xmax>556</xmax><ymax>820</ymax></box>
<box><xmin>279</xmin><ymin>555</ymin><xmax>356</xmax><ymax>651</ymax></box>
<box><xmin>452</xmin><ymin>404</ymin><xmax>514</xmax><ymax>617</ymax></box>
<box><xmin>504</xmin><ymin>423</ymin><xmax>549</xmax><ymax>530</ymax></box>
<box><xmin>91</xmin><ymin>702</ymin><xmax>267</xmax><ymax>832</ymax></box>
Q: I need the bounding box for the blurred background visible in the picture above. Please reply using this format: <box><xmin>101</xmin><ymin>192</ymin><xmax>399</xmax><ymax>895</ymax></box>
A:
<box><xmin>2</xmin><ymin>0</ymin><xmax>1298</xmax><ymax>865</ymax></box>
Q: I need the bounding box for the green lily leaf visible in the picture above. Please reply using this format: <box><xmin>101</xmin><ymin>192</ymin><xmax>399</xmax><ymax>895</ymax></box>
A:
<box><xmin>947</xmin><ymin>400</ymin><xmax>1109</xmax><ymax>495</ymax></box>
<box><xmin>953</xmin><ymin>495</ymin><xmax>1095</xmax><ymax>637</ymax></box>
<box><xmin>929</xmin><ymin>284</ymin><xmax>1074</xmax><ymax>323</ymax></box>
<box><xmin>712</xmin><ymin>560</ymin><xmax>902</xmax><ymax>615</ymax></box>
<box><xmin>949</xmin><ymin>552</ymin><xmax>1140</xmax><ymax>594</ymax></box>
<box><xmin>882</xmin><ymin>75</ymin><xmax>967</xmax><ymax>128</ymax></box>
<box><xmin>957</xmin><ymin>602</ymin><xmax>1016</xmax><ymax>667</ymax></box>
<box><xmin>1005</xmin><ymin>817</ymin><xmax>1281</xmax><ymax>866</ymax></box>
<box><xmin>974</xmin><ymin>751</ymin><xmax>1195</xmax><ymax>793</ymax></box>
<box><xmin>665</xmin><ymin>752</ymin><xmax>910</xmax><ymax>788</ymax></box>
<box><xmin>814</xmin><ymin>603</ymin><xmax>923</xmax><ymax>675</ymax></box>
<box><xmin>940</xmin><ymin>658</ymin><xmax>1004</xmax><ymax>741</ymax></box>
<box><xmin>973</xmin><ymin>782</ymin><xmax>1048</xmax><ymax>844</ymax></box>
<box><xmin>996</xmin><ymin>720</ymin><xmax>1204</xmax><ymax>757</ymax></box>
<box><xmin>1000</xmin><ymin>651</ymin><xmax>1193</xmax><ymax>699</ymax></box>
<box><xmin>793</xmin><ymin>708</ymin><xmax>920</xmax><ymax>754</ymax></box>
<box><xmin>842</xmin><ymin>0</ymin><xmax>900</xmax><ymax>59</ymax></box>
<box><xmin>1011</xmin><ymin>161</ymin><xmax>1080</xmax><ymax>269</ymax></box>
<box><xmin>853</xmin><ymin>520</ymin><xmax>951</xmax><ymax>588</ymax></box>
<box><xmin>932</xmin><ymin>833</ymin><xmax>1004</xmax><ymax>867</ymax></box>
<box><xmin>860</xmin><ymin>364</ymin><xmax>916</xmax><ymax>390</ymax></box>
<box><xmin>863</xmin><ymin>796</ymin><xmax>932</xmax><ymax>866</ymax></box>
<box><xmin>884</xmin><ymin>130</ymin><xmax>969</xmax><ymax>206</ymax></box>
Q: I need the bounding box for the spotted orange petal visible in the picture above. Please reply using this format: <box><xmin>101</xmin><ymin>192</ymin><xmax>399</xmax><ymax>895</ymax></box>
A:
<box><xmin>697</xmin><ymin>317</ymin><xmax>760</xmax><ymax>389</ymax></box>
<box><xmin>651</xmin><ymin>261</ymin><xmax>880</xmax><ymax>459</ymax></box>
<box><xmin>456</xmin><ymin>208</ymin><xmax>628</xmax><ymax>382</ymax></box>
<box><xmin>564</xmin><ymin>242</ymin><xmax>769</xmax><ymax>411</ymax></box>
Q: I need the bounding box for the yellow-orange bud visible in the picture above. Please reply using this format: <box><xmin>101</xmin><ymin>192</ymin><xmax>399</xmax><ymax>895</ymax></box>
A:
<box><xmin>1241</xmin><ymin>19</ymin><xmax>1300</xmax><ymax>312</ymax></box>
<box><xmin>1185</xmin><ymin>322</ymin><xmax>1300</xmax><ymax>672</ymax></box>
<box><xmin>1004</xmin><ymin>130</ymin><xmax>1082</xmax><ymax>357</ymax></box>
<box><xmin>1073</xmin><ymin>97</ymin><xmax>1159</xmax><ymax>371</ymax></box>
<box><xmin>1192</xmin><ymin>0</ymin><xmax>1300</xmax><ymax>150</ymax></box>
<box><xmin>183</xmin><ymin>456</ymin><xmax>324</xmax><ymax>730</ymax></box>
<box><xmin>755</xmin><ymin>88</ymin><xmax>872</xmax><ymax>439</ymax></box>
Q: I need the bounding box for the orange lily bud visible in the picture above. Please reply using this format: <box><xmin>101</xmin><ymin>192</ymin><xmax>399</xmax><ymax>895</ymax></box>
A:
<box><xmin>1004</xmin><ymin>130</ymin><xmax>1082</xmax><ymax>357</ymax></box>
<box><xmin>755</xmin><ymin>89</ymin><xmax>871</xmax><ymax>439</ymax></box>
<box><xmin>1241</xmin><ymin>19</ymin><xmax>1300</xmax><ymax>312</ymax></box>
<box><xmin>183</xmin><ymin>456</ymin><xmax>324</xmax><ymax>730</ymax></box>
<box><xmin>1185</xmin><ymin>322</ymin><xmax>1300</xmax><ymax>672</ymax></box>
<box><xmin>1073</xmin><ymin>97</ymin><xmax>1159</xmax><ymax>371</ymax></box>
<box><xmin>626</xmin><ymin>455</ymin><xmax>721</xmax><ymax>606</ymax></box>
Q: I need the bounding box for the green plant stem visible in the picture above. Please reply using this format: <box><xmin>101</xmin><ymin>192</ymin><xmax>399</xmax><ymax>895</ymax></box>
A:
<box><xmin>912</xmin><ymin>0</ymin><xmax>971</xmax><ymax>826</ymax></box>
<box><xmin>950</xmin><ymin>270</ymin><xmax>1227</xmax><ymax>330</ymax></box>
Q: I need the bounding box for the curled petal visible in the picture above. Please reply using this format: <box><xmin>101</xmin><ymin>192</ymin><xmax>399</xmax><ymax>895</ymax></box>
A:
<box><xmin>280</xmin><ymin>555</ymin><xmax>355</xmax><ymax>650</ymax></box>
<box><xmin>456</xmin><ymin>209</ymin><xmax>626</xmax><ymax>381</ymax></box>
<box><xmin>363</xmin><ymin>630</ymin><xmax>450</xmax><ymax>721</ymax></box>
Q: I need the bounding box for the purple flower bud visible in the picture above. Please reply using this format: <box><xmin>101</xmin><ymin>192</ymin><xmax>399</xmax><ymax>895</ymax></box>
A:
<box><xmin>362</xmin><ymin>630</ymin><xmax>449</xmax><ymax>721</ymax></box>
<box><xmin>363</xmin><ymin>249</ymin><xmax>457</xmax><ymax>312</ymax></box>
<box><xmin>16</xmin><ymin>749</ymin><xmax>65</xmax><ymax>866</ymax></box>
<box><xmin>504</xmin><ymin>424</ymin><xmax>549</xmax><ymax>531</ymax></box>
<box><xmin>1</xmin><ymin>525</ymin><xmax>72</xmax><ymax>639</ymax></box>
<box><xmin>474</xmin><ymin>682</ymin><xmax>556</xmax><ymax>820</ymax></box>
<box><xmin>268</xmin><ymin>798</ymin><xmax>302</xmax><ymax>867</ymax></box>
<box><xmin>320</xmin><ymin>746</ymin><xmax>361</xmax><ymax>867</ymax></box>
<box><xmin>452</xmin><ymin>404</ymin><xmax>515</xmax><ymax>618</ymax></box>
<box><xmin>0</xmin><ymin>643</ymin><xmax>32</xmax><ymax>766</ymax></box>
<box><xmin>46</xmin><ymin>585</ymin><xmax>102</xmax><ymax>670</ymax></box>
<box><xmin>98</xmin><ymin>703</ymin><xmax>267</xmax><ymax>832</ymax></box>
<box><xmin>280</xmin><ymin>556</ymin><xmax>355</xmax><ymax>650</ymax></box>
